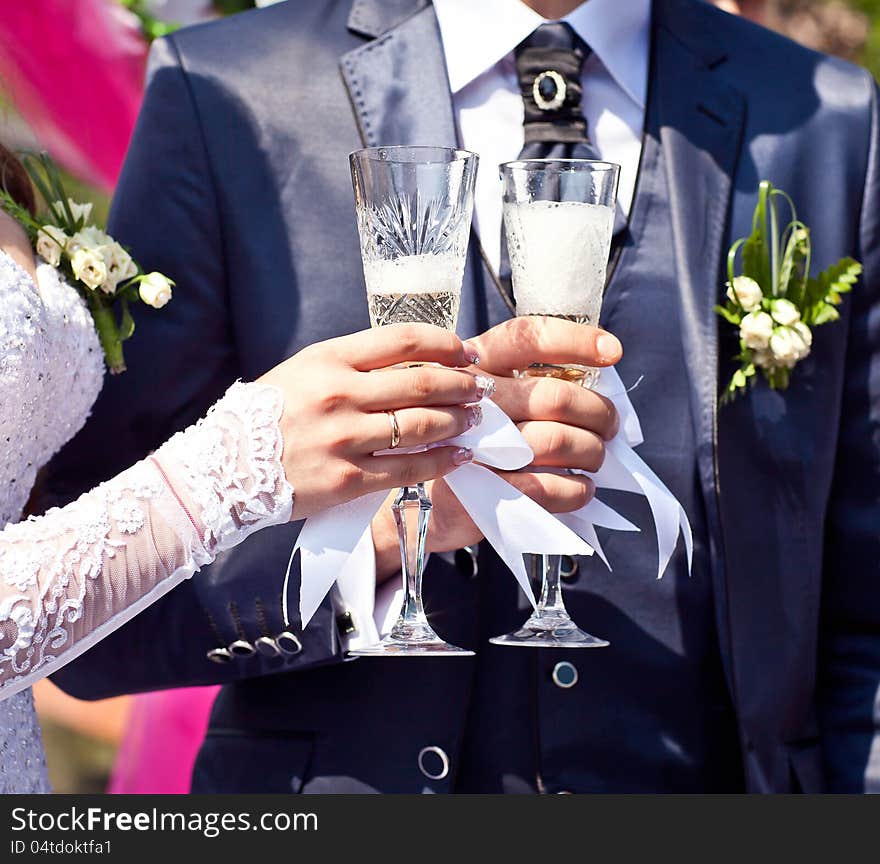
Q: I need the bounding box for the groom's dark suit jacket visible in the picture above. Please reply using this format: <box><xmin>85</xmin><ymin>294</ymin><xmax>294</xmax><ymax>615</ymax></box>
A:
<box><xmin>47</xmin><ymin>0</ymin><xmax>880</xmax><ymax>793</ymax></box>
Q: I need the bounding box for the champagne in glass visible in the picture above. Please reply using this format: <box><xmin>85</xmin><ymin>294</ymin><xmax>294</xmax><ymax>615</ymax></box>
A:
<box><xmin>504</xmin><ymin>198</ymin><xmax>614</xmax><ymax>386</ymax></box>
<box><xmin>364</xmin><ymin>253</ymin><xmax>462</xmax><ymax>330</ymax></box>
<box><xmin>491</xmin><ymin>158</ymin><xmax>620</xmax><ymax>649</ymax></box>
<box><xmin>349</xmin><ymin>145</ymin><xmax>478</xmax><ymax>656</ymax></box>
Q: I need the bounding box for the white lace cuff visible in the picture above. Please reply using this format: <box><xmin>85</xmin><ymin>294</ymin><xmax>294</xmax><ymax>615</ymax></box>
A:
<box><xmin>153</xmin><ymin>381</ymin><xmax>294</xmax><ymax>556</ymax></box>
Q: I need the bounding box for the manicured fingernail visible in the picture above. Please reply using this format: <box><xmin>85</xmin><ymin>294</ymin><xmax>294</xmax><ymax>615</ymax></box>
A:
<box><xmin>596</xmin><ymin>332</ymin><xmax>622</xmax><ymax>362</ymax></box>
<box><xmin>466</xmin><ymin>404</ymin><xmax>483</xmax><ymax>429</ymax></box>
<box><xmin>475</xmin><ymin>375</ymin><xmax>496</xmax><ymax>399</ymax></box>
<box><xmin>453</xmin><ymin>447</ymin><xmax>474</xmax><ymax>465</ymax></box>
<box><xmin>462</xmin><ymin>341</ymin><xmax>480</xmax><ymax>365</ymax></box>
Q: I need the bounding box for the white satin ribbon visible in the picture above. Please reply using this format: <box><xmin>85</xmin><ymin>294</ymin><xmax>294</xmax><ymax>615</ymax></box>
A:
<box><xmin>287</xmin><ymin>398</ymin><xmax>595</xmax><ymax>629</ymax></box>
<box><xmin>571</xmin><ymin>366</ymin><xmax>694</xmax><ymax>579</ymax></box>
<box><xmin>285</xmin><ymin>368</ymin><xmax>693</xmax><ymax>631</ymax></box>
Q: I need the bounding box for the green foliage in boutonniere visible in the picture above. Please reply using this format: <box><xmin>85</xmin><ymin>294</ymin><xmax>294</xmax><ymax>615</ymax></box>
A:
<box><xmin>716</xmin><ymin>180</ymin><xmax>861</xmax><ymax>402</ymax></box>
<box><xmin>0</xmin><ymin>152</ymin><xmax>174</xmax><ymax>374</ymax></box>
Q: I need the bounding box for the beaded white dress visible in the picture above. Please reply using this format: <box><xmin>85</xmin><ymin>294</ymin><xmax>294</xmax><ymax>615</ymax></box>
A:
<box><xmin>0</xmin><ymin>251</ymin><xmax>293</xmax><ymax>793</ymax></box>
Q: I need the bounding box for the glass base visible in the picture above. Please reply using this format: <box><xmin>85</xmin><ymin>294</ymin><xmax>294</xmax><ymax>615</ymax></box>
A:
<box><xmin>348</xmin><ymin>620</ymin><xmax>474</xmax><ymax>657</ymax></box>
<box><xmin>489</xmin><ymin>611</ymin><xmax>609</xmax><ymax>648</ymax></box>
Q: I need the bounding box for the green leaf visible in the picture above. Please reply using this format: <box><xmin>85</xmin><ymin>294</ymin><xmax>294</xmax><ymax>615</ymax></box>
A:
<box><xmin>820</xmin><ymin>257</ymin><xmax>861</xmax><ymax>300</ymax></box>
<box><xmin>801</xmin><ymin>277</ymin><xmax>825</xmax><ymax>317</ymax></box>
<box><xmin>741</xmin><ymin>228</ymin><xmax>769</xmax><ymax>291</ymax></box>
<box><xmin>21</xmin><ymin>156</ymin><xmax>55</xmax><ymax>216</ymax></box>
<box><xmin>732</xmin><ymin>368</ymin><xmax>747</xmax><ymax>389</ymax></box>
<box><xmin>778</xmin><ymin>221</ymin><xmax>810</xmax><ymax>304</ymax></box>
<box><xmin>726</xmin><ymin>237</ymin><xmax>747</xmax><ymax>288</ymax></box>
<box><xmin>0</xmin><ymin>189</ymin><xmax>41</xmax><ymax>241</ymax></box>
<box><xmin>714</xmin><ymin>304</ymin><xmax>742</xmax><ymax>326</ymax></box>
<box><xmin>118</xmin><ymin>298</ymin><xmax>136</xmax><ymax>342</ymax></box>
<box><xmin>812</xmin><ymin>304</ymin><xmax>840</xmax><ymax>325</ymax></box>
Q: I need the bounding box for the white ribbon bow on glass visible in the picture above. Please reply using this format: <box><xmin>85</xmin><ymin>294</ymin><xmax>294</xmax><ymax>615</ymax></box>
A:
<box><xmin>285</xmin><ymin>367</ymin><xmax>694</xmax><ymax>632</ymax></box>
<box><xmin>563</xmin><ymin>366</ymin><xmax>693</xmax><ymax>579</ymax></box>
<box><xmin>287</xmin><ymin>398</ymin><xmax>595</xmax><ymax>629</ymax></box>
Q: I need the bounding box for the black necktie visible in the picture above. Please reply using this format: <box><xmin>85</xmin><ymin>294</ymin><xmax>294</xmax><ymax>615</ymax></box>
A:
<box><xmin>516</xmin><ymin>21</ymin><xmax>600</xmax><ymax>157</ymax></box>
<box><xmin>499</xmin><ymin>22</ymin><xmax>625</xmax><ymax>297</ymax></box>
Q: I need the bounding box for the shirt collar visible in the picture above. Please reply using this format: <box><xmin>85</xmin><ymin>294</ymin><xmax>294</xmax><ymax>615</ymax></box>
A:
<box><xmin>432</xmin><ymin>0</ymin><xmax>650</xmax><ymax>109</ymax></box>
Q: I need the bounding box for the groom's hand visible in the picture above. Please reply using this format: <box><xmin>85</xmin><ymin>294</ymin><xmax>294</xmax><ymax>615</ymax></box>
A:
<box><xmin>372</xmin><ymin>317</ymin><xmax>623</xmax><ymax>577</ymax></box>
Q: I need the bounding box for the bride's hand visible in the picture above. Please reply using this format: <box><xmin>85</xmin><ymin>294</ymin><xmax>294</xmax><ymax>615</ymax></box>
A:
<box><xmin>259</xmin><ymin>323</ymin><xmax>492</xmax><ymax>519</ymax></box>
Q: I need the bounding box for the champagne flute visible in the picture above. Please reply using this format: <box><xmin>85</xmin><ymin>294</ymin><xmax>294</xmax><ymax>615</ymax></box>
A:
<box><xmin>490</xmin><ymin>157</ymin><xmax>620</xmax><ymax>648</ymax></box>
<box><xmin>348</xmin><ymin>145</ymin><xmax>478</xmax><ymax>656</ymax></box>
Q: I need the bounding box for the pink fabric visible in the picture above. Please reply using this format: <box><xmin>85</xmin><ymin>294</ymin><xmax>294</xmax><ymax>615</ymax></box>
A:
<box><xmin>0</xmin><ymin>0</ymin><xmax>148</xmax><ymax>191</ymax></box>
<box><xmin>108</xmin><ymin>686</ymin><xmax>221</xmax><ymax>794</ymax></box>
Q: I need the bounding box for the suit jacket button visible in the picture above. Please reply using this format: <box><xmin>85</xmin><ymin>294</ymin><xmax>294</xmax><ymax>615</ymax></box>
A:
<box><xmin>255</xmin><ymin>636</ymin><xmax>281</xmax><ymax>658</ymax></box>
<box><xmin>206</xmin><ymin>647</ymin><xmax>233</xmax><ymax>665</ymax></box>
<box><xmin>559</xmin><ymin>555</ymin><xmax>579</xmax><ymax>582</ymax></box>
<box><xmin>276</xmin><ymin>631</ymin><xmax>303</xmax><ymax>656</ymax></box>
<box><xmin>418</xmin><ymin>746</ymin><xmax>450</xmax><ymax>780</ymax></box>
<box><xmin>229</xmin><ymin>639</ymin><xmax>255</xmax><ymax>658</ymax></box>
<box><xmin>552</xmin><ymin>661</ymin><xmax>578</xmax><ymax>689</ymax></box>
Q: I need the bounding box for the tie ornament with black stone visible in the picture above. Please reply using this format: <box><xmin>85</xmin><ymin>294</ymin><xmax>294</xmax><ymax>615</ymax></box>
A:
<box><xmin>499</xmin><ymin>22</ymin><xmax>624</xmax><ymax>296</ymax></box>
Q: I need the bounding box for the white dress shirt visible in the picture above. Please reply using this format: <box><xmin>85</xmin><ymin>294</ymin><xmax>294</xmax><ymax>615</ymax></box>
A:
<box><xmin>433</xmin><ymin>0</ymin><xmax>650</xmax><ymax>270</ymax></box>
<box><xmin>349</xmin><ymin>0</ymin><xmax>652</xmax><ymax>646</ymax></box>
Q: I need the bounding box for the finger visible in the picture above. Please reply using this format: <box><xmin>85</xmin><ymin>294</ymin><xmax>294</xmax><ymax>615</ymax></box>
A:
<box><xmin>359</xmin><ymin>446</ymin><xmax>474</xmax><ymax>491</ymax></box>
<box><xmin>516</xmin><ymin>421</ymin><xmax>606</xmax><ymax>472</ymax></box>
<box><xmin>334</xmin><ymin>323</ymin><xmax>477</xmax><ymax>371</ymax></box>
<box><xmin>463</xmin><ymin>316</ymin><xmax>622</xmax><ymax>375</ymax></box>
<box><xmin>361</xmin><ymin>405</ymin><xmax>480</xmax><ymax>452</ymax></box>
<box><xmin>360</xmin><ymin>365</ymin><xmax>494</xmax><ymax>410</ymax></box>
<box><xmin>493</xmin><ymin>375</ymin><xmax>619</xmax><ymax>439</ymax></box>
<box><xmin>494</xmin><ymin>470</ymin><xmax>595</xmax><ymax>513</ymax></box>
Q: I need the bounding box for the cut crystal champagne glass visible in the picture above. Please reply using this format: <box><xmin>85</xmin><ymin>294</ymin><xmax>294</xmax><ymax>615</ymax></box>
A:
<box><xmin>348</xmin><ymin>145</ymin><xmax>478</xmax><ymax>656</ymax></box>
<box><xmin>490</xmin><ymin>158</ymin><xmax>620</xmax><ymax>649</ymax></box>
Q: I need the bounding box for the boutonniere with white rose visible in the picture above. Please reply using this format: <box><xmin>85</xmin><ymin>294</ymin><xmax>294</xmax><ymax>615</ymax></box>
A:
<box><xmin>716</xmin><ymin>180</ymin><xmax>861</xmax><ymax>402</ymax></box>
<box><xmin>0</xmin><ymin>152</ymin><xmax>174</xmax><ymax>374</ymax></box>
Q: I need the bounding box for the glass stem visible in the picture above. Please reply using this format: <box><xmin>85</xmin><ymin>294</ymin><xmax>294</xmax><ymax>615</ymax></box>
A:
<box><xmin>392</xmin><ymin>483</ymin><xmax>432</xmax><ymax>628</ymax></box>
<box><xmin>535</xmin><ymin>554</ymin><xmax>569</xmax><ymax>617</ymax></box>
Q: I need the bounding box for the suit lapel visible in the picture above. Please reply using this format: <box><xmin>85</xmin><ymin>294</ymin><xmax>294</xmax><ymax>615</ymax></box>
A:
<box><xmin>652</xmin><ymin>0</ymin><xmax>746</xmax><ymax>694</ymax></box>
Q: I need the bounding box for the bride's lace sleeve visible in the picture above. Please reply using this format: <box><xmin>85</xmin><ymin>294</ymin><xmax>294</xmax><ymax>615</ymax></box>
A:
<box><xmin>0</xmin><ymin>381</ymin><xmax>293</xmax><ymax>701</ymax></box>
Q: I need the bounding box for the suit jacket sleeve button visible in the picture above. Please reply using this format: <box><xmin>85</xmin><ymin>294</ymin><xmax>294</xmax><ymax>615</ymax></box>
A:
<box><xmin>229</xmin><ymin>639</ymin><xmax>255</xmax><ymax>657</ymax></box>
<box><xmin>276</xmin><ymin>631</ymin><xmax>303</xmax><ymax>656</ymax></box>
<box><xmin>206</xmin><ymin>647</ymin><xmax>233</xmax><ymax>665</ymax></box>
<box><xmin>255</xmin><ymin>636</ymin><xmax>281</xmax><ymax>657</ymax></box>
<box><xmin>418</xmin><ymin>746</ymin><xmax>450</xmax><ymax>780</ymax></box>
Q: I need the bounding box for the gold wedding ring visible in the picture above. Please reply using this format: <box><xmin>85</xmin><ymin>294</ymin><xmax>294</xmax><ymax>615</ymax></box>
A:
<box><xmin>386</xmin><ymin>410</ymin><xmax>401</xmax><ymax>449</ymax></box>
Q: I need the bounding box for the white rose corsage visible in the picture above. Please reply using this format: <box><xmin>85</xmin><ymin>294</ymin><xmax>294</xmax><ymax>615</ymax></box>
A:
<box><xmin>0</xmin><ymin>152</ymin><xmax>174</xmax><ymax>374</ymax></box>
<box><xmin>716</xmin><ymin>180</ymin><xmax>861</xmax><ymax>401</ymax></box>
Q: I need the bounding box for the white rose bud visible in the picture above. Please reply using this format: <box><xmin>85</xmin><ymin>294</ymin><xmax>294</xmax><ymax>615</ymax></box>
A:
<box><xmin>35</xmin><ymin>225</ymin><xmax>68</xmax><ymax>267</ymax></box>
<box><xmin>103</xmin><ymin>242</ymin><xmax>137</xmax><ymax>293</ymax></box>
<box><xmin>70</xmin><ymin>247</ymin><xmax>108</xmax><ymax>291</ymax></box>
<box><xmin>770</xmin><ymin>298</ymin><xmax>801</xmax><ymax>327</ymax></box>
<box><xmin>139</xmin><ymin>272</ymin><xmax>173</xmax><ymax>309</ymax></box>
<box><xmin>791</xmin><ymin>321</ymin><xmax>812</xmax><ymax>360</ymax></box>
<box><xmin>769</xmin><ymin>327</ymin><xmax>800</xmax><ymax>369</ymax></box>
<box><xmin>726</xmin><ymin>276</ymin><xmax>763</xmax><ymax>312</ymax></box>
<box><xmin>740</xmin><ymin>311</ymin><xmax>774</xmax><ymax>351</ymax></box>
<box><xmin>52</xmin><ymin>198</ymin><xmax>93</xmax><ymax>225</ymax></box>
<box><xmin>68</xmin><ymin>225</ymin><xmax>110</xmax><ymax>254</ymax></box>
